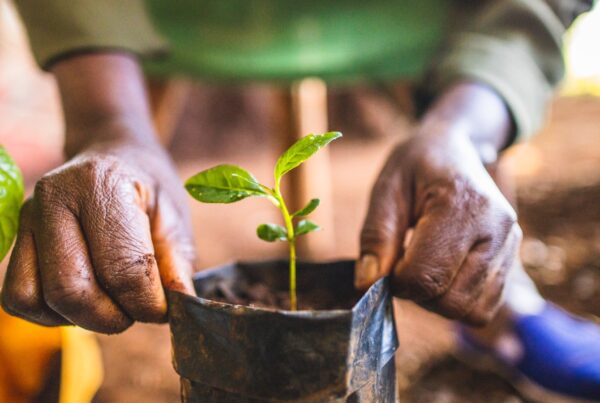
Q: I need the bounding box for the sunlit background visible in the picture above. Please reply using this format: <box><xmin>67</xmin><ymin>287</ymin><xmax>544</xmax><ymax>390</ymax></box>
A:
<box><xmin>563</xmin><ymin>5</ymin><xmax>600</xmax><ymax>95</ymax></box>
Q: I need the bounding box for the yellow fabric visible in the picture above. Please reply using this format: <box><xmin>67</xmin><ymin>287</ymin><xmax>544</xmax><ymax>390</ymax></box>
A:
<box><xmin>0</xmin><ymin>308</ymin><xmax>61</xmax><ymax>403</ymax></box>
<box><xmin>59</xmin><ymin>327</ymin><xmax>103</xmax><ymax>403</ymax></box>
<box><xmin>0</xmin><ymin>308</ymin><xmax>103</xmax><ymax>403</ymax></box>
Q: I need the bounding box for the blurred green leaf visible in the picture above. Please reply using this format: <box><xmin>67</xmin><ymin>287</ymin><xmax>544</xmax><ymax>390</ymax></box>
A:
<box><xmin>0</xmin><ymin>147</ymin><xmax>23</xmax><ymax>262</ymax></box>
<box><xmin>295</xmin><ymin>219</ymin><xmax>320</xmax><ymax>237</ymax></box>
<box><xmin>292</xmin><ymin>198</ymin><xmax>320</xmax><ymax>217</ymax></box>
<box><xmin>257</xmin><ymin>223</ymin><xmax>287</xmax><ymax>242</ymax></box>
<box><xmin>274</xmin><ymin>132</ymin><xmax>342</xmax><ymax>183</ymax></box>
<box><xmin>185</xmin><ymin>164</ymin><xmax>268</xmax><ymax>203</ymax></box>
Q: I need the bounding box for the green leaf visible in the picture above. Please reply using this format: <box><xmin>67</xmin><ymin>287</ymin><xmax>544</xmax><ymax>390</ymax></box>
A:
<box><xmin>0</xmin><ymin>147</ymin><xmax>23</xmax><ymax>262</ymax></box>
<box><xmin>274</xmin><ymin>132</ymin><xmax>342</xmax><ymax>183</ymax></box>
<box><xmin>292</xmin><ymin>198</ymin><xmax>320</xmax><ymax>217</ymax></box>
<box><xmin>257</xmin><ymin>223</ymin><xmax>288</xmax><ymax>242</ymax></box>
<box><xmin>185</xmin><ymin>164</ymin><xmax>268</xmax><ymax>203</ymax></box>
<box><xmin>295</xmin><ymin>219</ymin><xmax>320</xmax><ymax>237</ymax></box>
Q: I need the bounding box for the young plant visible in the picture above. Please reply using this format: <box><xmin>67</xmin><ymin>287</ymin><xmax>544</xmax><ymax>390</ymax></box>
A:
<box><xmin>185</xmin><ymin>132</ymin><xmax>342</xmax><ymax>310</ymax></box>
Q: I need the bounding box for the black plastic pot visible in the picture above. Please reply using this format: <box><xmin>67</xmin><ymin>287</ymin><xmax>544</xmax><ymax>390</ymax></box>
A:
<box><xmin>168</xmin><ymin>259</ymin><xmax>398</xmax><ymax>402</ymax></box>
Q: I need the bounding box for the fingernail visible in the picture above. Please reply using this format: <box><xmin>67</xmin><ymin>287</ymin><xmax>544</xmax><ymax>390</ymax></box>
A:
<box><xmin>355</xmin><ymin>254</ymin><xmax>380</xmax><ymax>289</ymax></box>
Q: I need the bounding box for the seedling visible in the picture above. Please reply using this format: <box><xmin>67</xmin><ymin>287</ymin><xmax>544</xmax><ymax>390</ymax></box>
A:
<box><xmin>185</xmin><ymin>132</ymin><xmax>342</xmax><ymax>310</ymax></box>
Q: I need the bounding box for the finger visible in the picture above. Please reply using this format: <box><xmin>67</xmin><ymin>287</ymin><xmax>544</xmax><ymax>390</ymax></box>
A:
<box><xmin>356</xmin><ymin>152</ymin><xmax>411</xmax><ymax>290</ymax></box>
<box><xmin>150</xmin><ymin>190</ymin><xmax>196</xmax><ymax>295</ymax></box>
<box><xmin>391</xmin><ymin>190</ymin><xmax>480</xmax><ymax>301</ymax></box>
<box><xmin>463</xmin><ymin>268</ymin><xmax>507</xmax><ymax>326</ymax></box>
<box><xmin>78</xmin><ymin>176</ymin><xmax>168</xmax><ymax>323</ymax></box>
<box><xmin>1</xmin><ymin>200</ymin><xmax>69</xmax><ymax>327</ymax></box>
<box><xmin>425</xmin><ymin>228</ymin><xmax>510</xmax><ymax>320</ymax></box>
<box><xmin>464</xmin><ymin>224</ymin><xmax>522</xmax><ymax>325</ymax></box>
<box><xmin>32</xmin><ymin>184</ymin><xmax>133</xmax><ymax>333</ymax></box>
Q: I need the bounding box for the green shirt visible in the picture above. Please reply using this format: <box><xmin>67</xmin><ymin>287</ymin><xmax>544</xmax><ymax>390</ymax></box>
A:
<box><xmin>14</xmin><ymin>0</ymin><xmax>594</xmax><ymax>140</ymax></box>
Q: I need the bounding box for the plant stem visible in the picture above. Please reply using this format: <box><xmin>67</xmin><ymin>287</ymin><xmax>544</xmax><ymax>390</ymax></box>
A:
<box><xmin>289</xmin><ymin>239</ymin><xmax>297</xmax><ymax>311</ymax></box>
<box><xmin>273</xmin><ymin>183</ymin><xmax>297</xmax><ymax>310</ymax></box>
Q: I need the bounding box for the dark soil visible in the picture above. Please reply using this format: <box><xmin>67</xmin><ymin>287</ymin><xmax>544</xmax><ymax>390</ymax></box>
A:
<box><xmin>205</xmin><ymin>277</ymin><xmax>362</xmax><ymax>311</ymax></box>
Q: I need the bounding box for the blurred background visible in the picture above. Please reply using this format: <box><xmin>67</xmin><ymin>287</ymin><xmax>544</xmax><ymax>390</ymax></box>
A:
<box><xmin>1</xmin><ymin>1</ymin><xmax>600</xmax><ymax>402</ymax></box>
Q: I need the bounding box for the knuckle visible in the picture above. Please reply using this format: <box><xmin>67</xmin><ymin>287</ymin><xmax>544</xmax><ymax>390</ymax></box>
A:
<box><xmin>360</xmin><ymin>224</ymin><xmax>395</xmax><ymax>250</ymax></box>
<box><xmin>103</xmin><ymin>320</ymin><xmax>133</xmax><ymax>335</ymax></box>
<box><xmin>463</xmin><ymin>185</ymin><xmax>491</xmax><ymax>212</ymax></box>
<box><xmin>78</xmin><ymin>155</ymin><xmax>121</xmax><ymax>178</ymax></box>
<box><xmin>34</xmin><ymin>175</ymin><xmax>61</xmax><ymax>206</ymax></box>
<box><xmin>409</xmin><ymin>267</ymin><xmax>452</xmax><ymax>300</ymax></box>
<box><xmin>435</xmin><ymin>296</ymin><xmax>471</xmax><ymax>320</ymax></box>
<box><xmin>461</xmin><ymin>261</ymin><xmax>491</xmax><ymax>294</ymax></box>
<box><xmin>421</xmin><ymin>176</ymin><xmax>488</xmax><ymax>216</ymax></box>
<box><xmin>133</xmin><ymin>303</ymin><xmax>167</xmax><ymax>323</ymax></box>
<box><xmin>78</xmin><ymin>156</ymin><xmax>121</xmax><ymax>192</ymax></box>
<box><xmin>44</xmin><ymin>283</ymin><xmax>88</xmax><ymax>314</ymax></box>
<box><xmin>421</xmin><ymin>181</ymin><xmax>457</xmax><ymax>211</ymax></box>
<box><xmin>102</xmin><ymin>253</ymin><xmax>157</xmax><ymax>293</ymax></box>
<box><xmin>1</xmin><ymin>287</ymin><xmax>36</xmax><ymax>317</ymax></box>
<box><xmin>42</xmin><ymin>282</ymin><xmax>132</xmax><ymax>333</ymax></box>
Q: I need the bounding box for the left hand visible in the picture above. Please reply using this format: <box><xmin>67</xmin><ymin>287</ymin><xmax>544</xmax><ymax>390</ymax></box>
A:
<box><xmin>355</xmin><ymin>82</ymin><xmax>522</xmax><ymax>325</ymax></box>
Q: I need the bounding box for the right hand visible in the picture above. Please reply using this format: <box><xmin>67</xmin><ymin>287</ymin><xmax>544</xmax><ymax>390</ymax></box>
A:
<box><xmin>1</xmin><ymin>138</ymin><xmax>196</xmax><ymax>334</ymax></box>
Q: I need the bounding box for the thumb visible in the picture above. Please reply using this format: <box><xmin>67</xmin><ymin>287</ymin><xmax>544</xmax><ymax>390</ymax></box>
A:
<box><xmin>151</xmin><ymin>191</ymin><xmax>197</xmax><ymax>296</ymax></box>
<box><xmin>356</xmin><ymin>168</ymin><xmax>410</xmax><ymax>290</ymax></box>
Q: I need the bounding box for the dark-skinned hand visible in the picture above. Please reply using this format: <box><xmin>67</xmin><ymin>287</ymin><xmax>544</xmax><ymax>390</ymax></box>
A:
<box><xmin>355</xmin><ymin>82</ymin><xmax>522</xmax><ymax>325</ymax></box>
<box><xmin>1</xmin><ymin>139</ymin><xmax>196</xmax><ymax>333</ymax></box>
<box><xmin>1</xmin><ymin>54</ymin><xmax>196</xmax><ymax>333</ymax></box>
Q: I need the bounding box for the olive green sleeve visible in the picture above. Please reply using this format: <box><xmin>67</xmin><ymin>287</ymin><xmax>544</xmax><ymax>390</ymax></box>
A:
<box><xmin>13</xmin><ymin>0</ymin><xmax>167</xmax><ymax>69</ymax></box>
<box><xmin>427</xmin><ymin>0</ymin><xmax>594</xmax><ymax>141</ymax></box>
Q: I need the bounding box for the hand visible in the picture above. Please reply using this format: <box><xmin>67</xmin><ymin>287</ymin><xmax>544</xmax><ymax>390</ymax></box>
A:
<box><xmin>1</xmin><ymin>138</ymin><xmax>196</xmax><ymax>333</ymax></box>
<box><xmin>1</xmin><ymin>53</ymin><xmax>196</xmax><ymax>333</ymax></box>
<box><xmin>355</xmin><ymin>82</ymin><xmax>522</xmax><ymax>325</ymax></box>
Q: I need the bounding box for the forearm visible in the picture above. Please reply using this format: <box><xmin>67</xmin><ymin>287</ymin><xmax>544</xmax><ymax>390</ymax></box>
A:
<box><xmin>419</xmin><ymin>81</ymin><xmax>513</xmax><ymax>164</ymax></box>
<box><xmin>51</xmin><ymin>52</ymin><xmax>158</xmax><ymax>158</ymax></box>
<box><xmin>424</xmin><ymin>0</ymin><xmax>593</xmax><ymax>141</ymax></box>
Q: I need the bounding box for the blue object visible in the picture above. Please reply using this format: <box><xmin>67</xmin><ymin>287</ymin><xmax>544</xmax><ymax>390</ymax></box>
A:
<box><xmin>457</xmin><ymin>304</ymin><xmax>600</xmax><ymax>402</ymax></box>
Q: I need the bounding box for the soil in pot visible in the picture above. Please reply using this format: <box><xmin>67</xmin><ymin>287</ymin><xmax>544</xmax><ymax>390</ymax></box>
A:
<box><xmin>206</xmin><ymin>276</ymin><xmax>363</xmax><ymax>311</ymax></box>
<box><xmin>169</xmin><ymin>259</ymin><xmax>398</xmax><ymax>402</ymax></box>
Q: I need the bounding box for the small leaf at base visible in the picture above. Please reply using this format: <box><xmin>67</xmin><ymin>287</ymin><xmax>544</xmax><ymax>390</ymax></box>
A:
<box><xmin>295</xmin><ymin>219</ymin><xmax>320</xmax><ymax>237</ymax></box>
<box><xmin>257</xmin><ymin>223</ymin><xmax>288</xmax><ymax>242</ymax></box>
<box><xmin>292</xmin><ymin>198</ymin><xmax>320</xmax><ymax>217</ymax></box>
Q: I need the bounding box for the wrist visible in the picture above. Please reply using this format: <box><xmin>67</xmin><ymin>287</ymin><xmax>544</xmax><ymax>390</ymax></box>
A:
<box><xmin>64</xmin><ymin>116</ymin><xmax>160</xmax><ymax>159</ymax></box>
<box><xmin>51</xmin><ymin>53</ymin><xmax>159</xmax><ymax>158</ymax></box>
<box><xmin>420</xmin><ymin>81</ymin><xmax>514</xmax><ymax>164</ymax></box>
